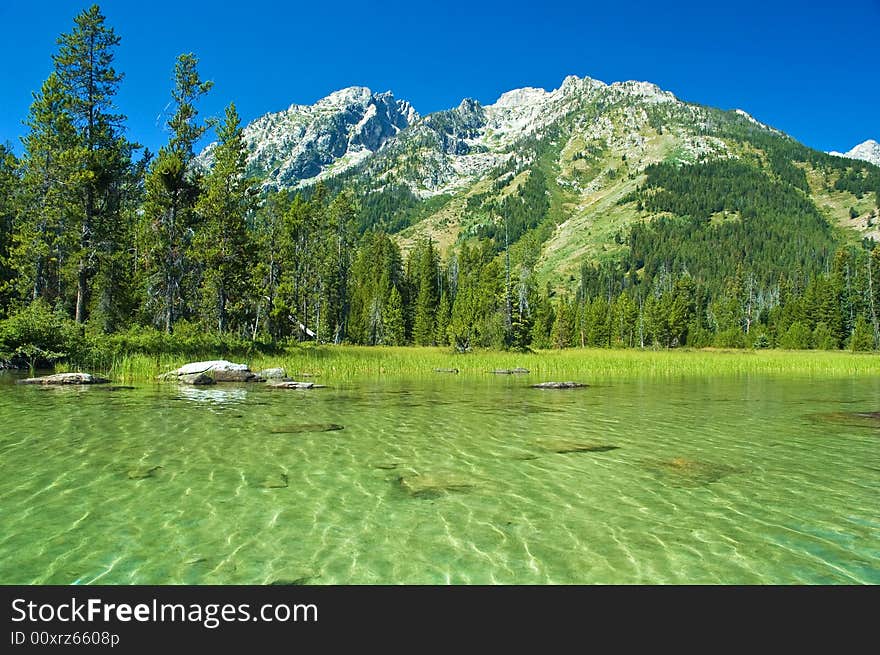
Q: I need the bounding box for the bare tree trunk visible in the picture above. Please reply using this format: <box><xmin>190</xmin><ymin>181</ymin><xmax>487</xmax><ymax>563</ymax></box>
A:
<box><xmin>75</xmin><ymin>261</ymin><xmax>87</xmax><ymax>323</ymax></box>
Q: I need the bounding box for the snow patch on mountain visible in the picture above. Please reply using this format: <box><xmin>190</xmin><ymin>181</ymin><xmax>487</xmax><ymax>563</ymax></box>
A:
<box><xmin>829</xmin><ymin>139</ymin><xmax>880</xmax><ymax>166</ymax></box>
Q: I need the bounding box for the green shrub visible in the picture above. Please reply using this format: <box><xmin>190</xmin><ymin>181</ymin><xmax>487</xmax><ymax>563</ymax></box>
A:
<box><xmin>812</xmin><ymin>322</ymin><xmax>838</xmax><ymax>350</ymax></box>
<box><xmin>849</xmin><ymin>315</ymin><xmax>876</xmax><ymax>352</ymax></box>
<box><xmin>713</xmin><ymin>327</ymin><xmax>746</xmax><ymax>348</ymax></box>
<box><xmin>0</xmin><ymin>300</ymin><xmax>83</xmax><ymax>371</ymax></box>
<box><xmin>779</xmin><ymin>321</ymin><xmax>813</xmax><ymax>349</ymax></box>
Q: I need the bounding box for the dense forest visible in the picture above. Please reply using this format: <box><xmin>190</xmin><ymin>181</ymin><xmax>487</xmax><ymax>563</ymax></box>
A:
<box><xmin>1</xmin><ymin>5</ymin><xmax>880</xmax><ymax>370</ymax></box>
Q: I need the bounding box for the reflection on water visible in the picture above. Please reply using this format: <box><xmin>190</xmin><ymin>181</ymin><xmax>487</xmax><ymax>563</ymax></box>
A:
<box><xmin>175</xmin><ymin>385</ymin><xmax>249</xmax><ymax>404</ymax></box>
<box><xmin>0</xmin><ymin>374</ymin><xmax>878</xmax><ymax>584</ymax></box>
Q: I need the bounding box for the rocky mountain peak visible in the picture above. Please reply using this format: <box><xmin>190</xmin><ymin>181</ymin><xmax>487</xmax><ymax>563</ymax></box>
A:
<box><xmin>221</xmin><ymin>87</ymin><xmax>420</xmax><ymax>188</ymax></box>
<box><xmin>829</xmin><ymin>139</ymin><xmax>880</xmax><ymax>166</ymax></box>
<box><xmin>317</xmin><ymin>86</ymin><xmax>373</xmax><ymax>108</ymax></box>
<box><xmin>494</xmin><ymin>86</ymin><xmax>550</xmax><ymax>108</ymax></box>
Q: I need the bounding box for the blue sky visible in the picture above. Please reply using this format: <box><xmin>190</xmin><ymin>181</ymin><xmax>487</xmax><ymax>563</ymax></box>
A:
<box><xmin>1</xmin><ymin>0</ymin><xmax>878</xmax><ymax>155</ymax></box>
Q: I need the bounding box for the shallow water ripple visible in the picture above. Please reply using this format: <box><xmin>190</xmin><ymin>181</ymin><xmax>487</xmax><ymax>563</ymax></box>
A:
<box><xmin>0</xmin><ymin>374</ymin><xmax>877</xmax><ymax>584</ymax></box>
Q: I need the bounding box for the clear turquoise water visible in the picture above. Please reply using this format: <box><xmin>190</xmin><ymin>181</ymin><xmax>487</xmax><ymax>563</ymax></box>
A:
<box><xmin>0</xmin><ymin>372</ymin><xmax>877</xmax><ymax>584</ymax></box>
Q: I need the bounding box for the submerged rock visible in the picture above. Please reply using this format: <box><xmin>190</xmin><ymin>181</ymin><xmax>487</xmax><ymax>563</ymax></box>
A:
<box><xmin>17</xmin><ymin>372</ymin><xmax>110</xmax><ymax>385</ymax></box>
<box><xmin>179</xmin><ymin>373</ymin><xmax>216</xmax><ymax>386</ymax></box>
<box><xmin>372</xmin><ymin>462</ymin><xmax>402</xmax><ymax>470</ymax></box>
<box><xmin>267</xmin><ymin>380</ymin><xmax>327</xmax><ymax>389</ymax></box>
<box><xmin>537</xmin><ymin>439</ymin><xmax>620</xmax><ymax>454</ymax></box>
<box><xmin>825</xmin><ymin>411</ymin><xmax>880</xmax><ymax>422</ymax></box>
<box><xmin>127</xmin><ymin>465</ymin><xmax>163</xmax><ymax>480</ymax></box>
<box><xmin>270</xmin><ymin>423</ymin><xmax>344</xmax><ymax>434</ymax></box>
<box><xmin>531</xmin><ymin>381</ymin><xmax>588</xmax><ymax>389</ymax></box>
<box><xmin>269</xmin><ymin>575</ymin><xmax>315</xmax><ymax>585</ymax></box>
<box><xmin>253</xmin><ymin>472</ymin><xmax>289</xmax><ymax>489</ymax></box>
<box><xmin>159</xmin><ymin>360</ymin><xmax>262</xmax><ymax>383</ymax></box>
<box><xmin>650</xmin><ymin>457</ymin><xmax>740</xmax><ymax>486</ymax></box>
<box><xmin>257</xmin><ymin>367</ymin><xmax>287</xmax><ymax>379</ymax></box>
<box><xmin>395</xmin><ymin>472</ymin><xmax>475</xmax><ymax>499</ymax></box>
<box><xmin>97</xmin><ymin>385</ymin><xmax>136</xmax><ymax>391</ymax></box>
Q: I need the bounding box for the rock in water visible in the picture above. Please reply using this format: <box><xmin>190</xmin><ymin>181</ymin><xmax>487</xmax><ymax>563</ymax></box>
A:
<box><xmin>17</xmin><ymin>373</ymin><xmax>110</xmax><ymax>385</ymax></box>
<box><xmin>127</xmin><ymin>465</ymin><xmax>163</xmax><ymax>480</ymax></box>
<box><xmin>179</xmin><ymin>373</ymin><xmax>216</xmax><ymax>386</ymax></box>
<box><xmin>530</xmin><ymin>381</ymin><xmax>588</xmax><ymax>389</ymax></box>
<box><xmin>253</xmin><ymin>472</ymin><xmax>289</xmax><ymax>489</ymax></box>
<box><xmin>269</xmin><ymin>575</ymin><xmax>315</xmax><ymax>585</ymax></box>
<box><xmin>537</xmin><ymin>439</ymin><xmax>620</xmax><ymax>454</ymax></box>
<box><xmin>267</xmin><ymin>381</ymin><xmax>327</xmax><ymax>389</ymax></box>
<box><xmin>159</xmin><ymin>360</ymin><xmax>262</xmax><ymax>383</ymax></box>
<box><xmin>650</xmin><ymin>457</ymin><xmax>740</xmax><ymax>486</ymax></box>
<box><xmin>396</xmin><ymin>472</ymin><xmax>475</xmax><ymax>499</ymax></box>
<box><xmin>257</xmin><ymin>367</ymin><xmax>287</xmax><ymax>379</ymax></box>
<box><xmin>270</xmin><ymin>423</ymin><xmax>344</xmax><ymax>434</ymax></box>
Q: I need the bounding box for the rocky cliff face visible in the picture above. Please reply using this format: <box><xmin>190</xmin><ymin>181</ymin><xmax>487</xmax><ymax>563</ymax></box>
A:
<box><xmin>203</xmin><ymin>86</ymin><xmax>418</xmax><ymax>188</ymax></box>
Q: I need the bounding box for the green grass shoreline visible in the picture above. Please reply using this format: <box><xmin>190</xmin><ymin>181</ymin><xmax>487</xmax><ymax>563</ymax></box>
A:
<box><xmin>52</xmin><ymin>345</ymin><xmax>880</xmax><ymax>382</ymax></box>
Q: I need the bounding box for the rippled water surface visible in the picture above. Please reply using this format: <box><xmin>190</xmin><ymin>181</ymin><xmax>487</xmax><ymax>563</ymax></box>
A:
<box><xmin>0</xmin><ymin>372</ymin><xmax>877</xmax><ymax>584</ymax></box>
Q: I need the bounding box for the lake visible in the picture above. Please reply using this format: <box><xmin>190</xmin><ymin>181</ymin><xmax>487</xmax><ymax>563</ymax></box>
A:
<box><xmin>0</xmin><ymin>371</ymin><xmax>877</xmax><ymax>584</ymax></box>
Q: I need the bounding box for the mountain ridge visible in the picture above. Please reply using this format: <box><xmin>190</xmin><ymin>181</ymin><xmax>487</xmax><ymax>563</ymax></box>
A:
<box><xmin>198</xmin><ymin>74</ymin><xmax>880</xmax><ymax>292</ymax></box>
<box><xmin>829</xmin><ymin>139</ymin><xmax>880</xmax><ymax>166</ymax></box>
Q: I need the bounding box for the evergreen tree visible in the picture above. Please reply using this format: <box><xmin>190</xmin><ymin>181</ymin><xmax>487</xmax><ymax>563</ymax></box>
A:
<box><xmin>194</xmin><ymin>103</ymin><xmax>256</xmax><ymax>335</ymax></box>
<box><xmin>434</xmin><ymin>290</ymin><xmax>451</xmax><ymax>346</ymax></box>
<box><xmin>410</xmin><ymin>239</ymin><xmax>439</xmax><ymax>345</ymax></box>
<box><xmin>850</xmin><ymin>315</ymin><xmax>875</xmax><ymax>351</ymax></box>
<box><xmin>53</xmin><ymin>4</ymin><xmax>135</xmax><ymax>323</ymax></box>
<box><xmin>530</xmin><ymin>285</ymin><xmax>555</xmax><ymax>349</ymax></box>
<box><xmin>779</xmin><ymin>321</ymin><xmax>812</xmax><ymax>349</ymax></box>
<box><xmin>347</xmin><ymin>232</ymin><xmax>403</xmax><ymax>345</ymax></box>
<box><xmin>142</xmin><ymin>53</ymin><xmax>212</xmax><ymax>332</ymax></box>
<box><xmin>615</xmin><ymin>293</ymin><xmax>638</xmax><ymax>347</ymax></box>
<box><xmin>13</xmin><ymin>74</ymin><xmax>81</xmax><ymax>311</ymax></box>
<box><xmin>550</xmin><ymin>297</ymin><xmax>573</xmax><ymax>348</ymax></box>
<box><xmin>381</xmin><ymin>286</ymin><xmax>405</xmax><ymax>345</ymax></box>
<box><xmin>0</xmin><ymin>144</ymin><xmax>19</xmax><ymax>315</ymax></box>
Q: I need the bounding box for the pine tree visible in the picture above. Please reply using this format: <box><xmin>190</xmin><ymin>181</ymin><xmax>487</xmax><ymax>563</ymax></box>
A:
<box><xmin>850</xmin><ymin>315</ymin><xmax>875</xmax><ymax>351</ymax></box>
<box><xmin>530</xmin><ymin>285</ymin><xmax>555</xmax><ymax>349</ymax></box>
<box><xmin>194</xmin><ymin>103</ymin><xmax>256</xmax><ymax>335</ymax></box>
<box><xmin>434</xmin><ymin>290</ymin><xmax>451</xmax><ymax>346</ymax></box>
<box><xmin>347</xmin><ymin>232</ymin><xmax>404</xmax><ymax>345</ymax></box>
<box><xmin>252</xmin><ymin>190</ymin><xmax>290</xmax><ymax>340</ymax></box>
<box><xmin>0</xmin><ymin>144</ymin><xmax>20</xmax><ymax>316</ymax></box>
<box><xmin>142</xmin><ymin>53</ymin><xmax>212</xmax><ymax>332</ymax></box>
<box><xmin>324</xmin><ymin>191</ymin><xmax>357</xmax><ymax>342</ymax></box>
<box><xmin>53</xmin><ymin>4</ymin><xmax>135</xmax><ymax>323</ymax></box>
<box><xmin>411</xmin><ymin>239</ymin><xmax>439</xmax><ymax>345</ymax></box>
<box><xmin>615</xmin><ymin>293</ymin><xmax>638</xmax><ymax>347</ymax></box>
<box><xmin>12</xmin><ymin>74</ymin><xmax>81</xmax><ymax>311</ymax></box>
<box><xmin>382</xmin><ymin>285</ymin><xmax>405</xmax><ymax>345</ymax></box>
<box><xmin>550</xmin><ymin>297</ymin><xmax>573</xmax><ymax>349</ymax></box>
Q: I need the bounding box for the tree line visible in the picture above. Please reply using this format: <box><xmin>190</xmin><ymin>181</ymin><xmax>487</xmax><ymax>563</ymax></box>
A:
<box><xmin>1</xmin><ymin>5</ymin><xmax>880</xmax><ymax>368</ymax></box>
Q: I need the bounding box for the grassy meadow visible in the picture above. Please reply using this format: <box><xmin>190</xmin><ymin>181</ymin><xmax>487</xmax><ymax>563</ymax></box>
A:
<box><xmin>54</xmin><ymin>345</ymin><xmax>880</xmax><ymax>383</ymax></box>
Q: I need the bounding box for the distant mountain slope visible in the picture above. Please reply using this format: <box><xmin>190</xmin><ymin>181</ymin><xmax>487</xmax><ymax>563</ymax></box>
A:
<box><xmin>200</xmin><ymin>75</ymin><xmax>880</xmax><ymax>292</ymax></box>
<box><xmin>829</xmin><ymin>139</ymin><xmax>880</xmax><ymax>166</ymax></box>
